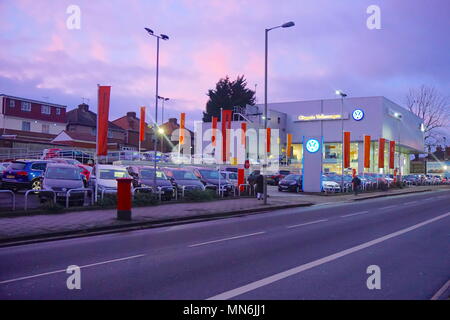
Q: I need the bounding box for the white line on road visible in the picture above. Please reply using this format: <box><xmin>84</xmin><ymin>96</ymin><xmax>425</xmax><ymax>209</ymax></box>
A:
<box><xmin>431</xmin><ymin>279</ymin><xmax>450</xmax><ymax>300</ymax></box>
<box><xmin>0</xmin><ymin>254</ymin><xmax>146</xmax><ymax>285</ymax></box>
<box><xmin>207</xmin><ymin>212</ymin><xmax>450</xmax><ymax>300</ymax></box>
<box><xmin>189</xmin><ymin>232</ymin><xmax>266</xmax><ymax>248</ymax></box>
<box><xmin>403</xmin><ymin>201</ymin><xmax>419</xmax><ymax>205</ymax></box>
<box><xmin>340</xmin><ymin>211</ymin><xmax>369</xmax><ymax>218</ymax></box>
<box><xmin>379</xmin><ymin>205</ymin><xmax>398</xmax><ymax>211</ymax></box>
<box><xmin>286</xmin><ymin>219</ymin><xmax>328</xmax><ymax>229</ymax></box>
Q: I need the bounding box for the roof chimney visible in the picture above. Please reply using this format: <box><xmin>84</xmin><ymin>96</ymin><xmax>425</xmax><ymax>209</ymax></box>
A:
<box><xmin>168</xmin><ymin>118</ymin><xmax>178</xmax><ymax>125</ymax></box>
<box><xmin>127</xmin><ymin>112</ymin><xmax>136</xmax><ymax>118</ymax></box>
<box><xmin>78</xmin><ymin>103</ymin><xmax>89</xmax><ymax>112</ymax></box>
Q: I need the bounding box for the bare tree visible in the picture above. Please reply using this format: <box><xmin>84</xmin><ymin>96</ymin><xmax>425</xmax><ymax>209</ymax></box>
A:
<box><xmin>406</xmin><ymin>85</ymin><xmax>449</xmax><ymax>146</ymax></box>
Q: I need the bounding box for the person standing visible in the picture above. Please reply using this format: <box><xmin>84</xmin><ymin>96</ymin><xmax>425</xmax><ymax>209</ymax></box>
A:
<box><xmin>352</xmin><ymin>175</ymin><xmax>362</xmax><ymax>195</ymax></box>
<box><xmin>256</xmin><ymin>173</ymin><xmax>264</xmax><ymax>200</ymax></box>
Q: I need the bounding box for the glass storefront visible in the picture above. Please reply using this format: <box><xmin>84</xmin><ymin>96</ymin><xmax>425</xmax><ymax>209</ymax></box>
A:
<box><xmin>290</xmin><ymin>141</ymin><xmax>410</xmax><ymax>174</ymax></box>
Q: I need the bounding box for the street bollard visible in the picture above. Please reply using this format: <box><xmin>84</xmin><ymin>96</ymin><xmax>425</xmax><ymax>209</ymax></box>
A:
<box><xmin>116</xmin><ymin>178</ymin><xmax>133</xmax><ymax>221</ymax></box>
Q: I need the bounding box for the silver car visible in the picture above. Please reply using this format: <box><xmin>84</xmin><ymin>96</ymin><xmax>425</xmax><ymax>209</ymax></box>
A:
<box><xmin>41</xmin><ymin>163</ymin><xmax>86</xmax><ymax>206</ymax></box>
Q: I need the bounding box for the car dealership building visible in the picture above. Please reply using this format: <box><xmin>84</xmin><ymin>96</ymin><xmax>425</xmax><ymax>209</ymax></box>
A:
<box><xmin>200</xmin><ymin>96</ymin><xmax>425</xmax><ymax>175</ymax></box>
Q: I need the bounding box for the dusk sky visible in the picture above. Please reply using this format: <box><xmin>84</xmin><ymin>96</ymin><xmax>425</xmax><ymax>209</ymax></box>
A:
<box><xmin>1</xmin><ymin>0</ymin><xmax>449</xmax><ymax>134</ymax></box>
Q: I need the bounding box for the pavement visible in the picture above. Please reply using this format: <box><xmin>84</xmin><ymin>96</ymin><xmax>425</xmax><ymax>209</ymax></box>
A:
<box><xmin>0</xmin><ymin>185</ymin><xmax>447</xmax><ymax>243</ymax></box>
<box><xmin>0</xmin><ymin>189</ymin><xmax>448</xmax><ymax>299</ymax></box>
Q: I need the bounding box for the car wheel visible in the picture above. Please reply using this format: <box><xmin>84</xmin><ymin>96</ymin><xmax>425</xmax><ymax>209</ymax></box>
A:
<box><xmin>31</xmin><ymin>179</ymin><xmax>42</xmax><ymax>191</ymax></box>
<box><xmin>278</xmin><ymin>187</ymin><xmax>282</xmax><ymax>192</ymax></box>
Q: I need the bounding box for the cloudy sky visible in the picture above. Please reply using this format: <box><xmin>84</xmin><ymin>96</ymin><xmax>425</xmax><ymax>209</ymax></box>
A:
<box><xmin>1</xmin><ymin>0</ymin><xmax>449</xmax><ymax>134</ymax></box>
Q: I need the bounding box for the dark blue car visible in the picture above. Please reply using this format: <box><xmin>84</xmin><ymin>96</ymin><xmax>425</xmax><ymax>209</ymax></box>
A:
<box><xmin>1</xmin><ymin>160</ymin><xmax>52</xmax><ymax>191</ymax></box>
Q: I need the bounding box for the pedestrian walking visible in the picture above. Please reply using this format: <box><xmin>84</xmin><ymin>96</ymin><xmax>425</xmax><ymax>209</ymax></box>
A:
<box><xmin>352</xmin><ymin>175</ymin><xmax>361</xmax><ymax>195</ymax></box>
<box><xmin>256</xmin><ymin>173</ymin><xmax>264</xmax><ymax>200</ymax></box>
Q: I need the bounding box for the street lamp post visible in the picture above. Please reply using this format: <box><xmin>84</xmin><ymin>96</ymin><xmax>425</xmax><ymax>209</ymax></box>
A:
<box><xmin>335</xmin><ymin>90</ymin><xmax>347</xmax><ymax>189</ymax></box>
<box><xmin>263</xmin><ymin>21</ymin><xmax>295</xmax><ymax>205</ymax></box>
<box><xmin>145</xmin><ymin>27</ymin><xmax>169</xmax><ymax>189</ymax></box>
<box><xmin>158</xmin><ymin>96</ymin><xmax>169</xmax><ymax>153</ymax></box>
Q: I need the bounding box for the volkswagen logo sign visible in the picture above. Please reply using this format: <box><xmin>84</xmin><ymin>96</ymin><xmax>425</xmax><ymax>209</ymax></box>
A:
<box><xmin>352</xmin><ymin>109</ymin><xmax>364</xmax><ymax>121</ymax></box>
<box><xmin>305</xmin><ymin>139</ymin><xmax>321</xmax><ymax>153</ymax></box>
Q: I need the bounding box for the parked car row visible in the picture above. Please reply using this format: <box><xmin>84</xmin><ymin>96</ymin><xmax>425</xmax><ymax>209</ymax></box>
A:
<box><xmin>1</xmin><ymin>158</ymin><xmax>92</xmax><ymax>192</ymax></box>
<box><xmin>0</xmin><ymin>159</ymin><xmax>239</xmax><ymax>207</ymax></box>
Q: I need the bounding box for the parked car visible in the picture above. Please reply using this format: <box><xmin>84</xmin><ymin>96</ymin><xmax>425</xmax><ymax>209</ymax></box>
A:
<box><xmin>0</xmin><ymin>162</ymin><xmax>12</xmax><ymax>172</ymax></box>
<box><xmin>162</xmin><ymin>168</ymin><xmax>205</xmax><ymax>193</ymax></box>
<box><xmin>42</xmin><ymin>148</ymin><xmax>62</xmax><ymax>159</ymax></box>
<box><xmin>278</xmin><ymin>174</ymin><xmax>302</xmax><ymax>192</ymax></box>
<box><xmin>1</xmin><ymin>160</ymin><xmax>52</xmax><ymax>191</ymax></box>
<box><xmin>56</xmin><ymin>150</ymin><xmax>94</xmax><ymax>165</ymax></box>
<box><xmin>127</xmin><ymin>166</ymin><xmax>174</xmax><ymax>200</ymax></box>
<box><xmin>191</xmin><ymin>167</ymin><xmax>234</xmax><ymax>195</ymax></box>
<box><xmin>267</xmin><ymin>170</ymin><xmax>291</xmax><ymax>185</ymax></box>
<box><xmin>220</xmin><ymin>171</ymin><xmax>238</xmax><ymax>187</ymax></box>
<box><xmin>321</xmin><ymin>175</ymin><xmax>341</xmax><ymax>192</ymax></box>
<box><xmin>50</xmin><ymin>158</ymin><xmax>92</xmax><ymax>183</ymax></box>
<box><xmin>40</xmin><ymin>163</ymin><xmax>86</xmax><ymax>206</ymax></box>
<box><xmin>90</xmin><ymin>165</ymin><xmax>130</xmax><ymax>194</ymax></box>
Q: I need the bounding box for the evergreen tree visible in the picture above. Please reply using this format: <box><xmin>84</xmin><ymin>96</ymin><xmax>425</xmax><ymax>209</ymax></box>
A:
<box><xmin>202</xmin><ymin>75</ymin><xmax>256</xmax><ymax>122</ymax></box>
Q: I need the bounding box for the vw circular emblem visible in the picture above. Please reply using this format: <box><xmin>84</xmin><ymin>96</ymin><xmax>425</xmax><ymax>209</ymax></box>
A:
<box><xmin>305</xmin><ymin>139</ymin><xmax>321</xmax><ymax>153</ymax></box>
<box><xmin>352</xmin><ymin>109</ymin><xmax>364</xmax><ymax>121</ymax></box>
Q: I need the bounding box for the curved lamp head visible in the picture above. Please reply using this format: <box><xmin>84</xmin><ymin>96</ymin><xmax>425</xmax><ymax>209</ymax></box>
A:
<box><xmin>335</xmin><ymin>90</ymin><xmax>347</xmax><ymax>98</ymax></box>
<box><xmin>144</xmin><ymin>28</ymin><xmax>154</xmax><ymax>35</ymax></box>
<box><xmin>281</xmin><ymin>21</ymin><xmax>295</xmax><ymax>28</ymax></box>
<box><xmin>160</xmin><ymin>34</ymin><xmax>169</xmax><ymax>40</ymax></box>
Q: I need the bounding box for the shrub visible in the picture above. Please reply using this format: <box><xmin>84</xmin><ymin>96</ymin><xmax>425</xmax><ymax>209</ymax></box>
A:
<box><xmin>183</xmin><ymin>189</ymin><xmax>216</xmax><ymax>202</ymax></box>
<box><xmin>133</xmin><ymin>192</ymin><xmax>158</xmax><ymax>206</ymax></box>
<box><xmin>40</xmin><ymin>200</ymin><xmax>64</xmax><ymax>214</ymax></box>
<box><xmin>97</xmin><ymin>194</ymin><xmax>117</xmax><ymax>207</ymax></box>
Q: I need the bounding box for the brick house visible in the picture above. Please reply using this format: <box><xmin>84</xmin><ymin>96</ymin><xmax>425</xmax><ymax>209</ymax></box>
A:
<box><xmin>112</xmin><ymin>111</ymin><xmax>155</xmax><ymax>151</ymax></box>
<box><xmin>52</xmin><ymin>103</ymin><xmax>126</xmax><ymax>151</ymax></box>
<box><xmin>0</xmin><ymin>94</ymin><xmax>68</xmax><ymax>154</ymax></box>
<box><xmin>159</xmin><ymin>118</ymin><xmax>194</xmax><ymax>153</ymax></box>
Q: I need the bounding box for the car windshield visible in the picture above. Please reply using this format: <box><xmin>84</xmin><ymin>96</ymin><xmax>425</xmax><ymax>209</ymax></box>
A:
<box><xmin>280</xmin><ymin>170</ymin><xmax>291</xmax><ymax>175</ymax></box>
<box><xmin>199</xmin><ymin>170</ymin><xmax>220</xmax><ymax>179</ymax></box>
<box><xmin>46</xmin><ymin>167</ymin><xmax>81</xmax><ymax>180</ymax></box>
<box><xmin>65</xmin><ymin>159</ymin><xmax>81</xmax><ymax>165</ymax></box>
<box><xmin>285</xmin><ymin>174</ymin><xmax>300</xmax><ymax>180</ymax></box>
<box><xmin>140</xmin><ymin>169</ymin><xmax>167</xmax><ymax>180</ymax></box>
<box><xmin>8</xmin><ymin>162</ymin><xmax>26</xmax><ymax>170</ymax></box>
<box><xmin>99</xmin><ymin>169</ymin><xmax>129</xmax><ymax>180</ymax></box>
<box><xmin>171</xmin><ymin>171</ymin><xmax>198</xmax><ymax>180</ymax></box>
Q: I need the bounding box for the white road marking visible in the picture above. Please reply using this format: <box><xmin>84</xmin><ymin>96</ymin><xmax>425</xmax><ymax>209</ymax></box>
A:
<box><xmin>379</xmin><ymin>205</ymin><xmax>398</xmax><ymax>210</ymax></box>
<box><xmin>286</xmin><ymin>219</ymin><xmax>328</xmax><ymax>229</ymax></box>
<box><xmin>431</xmin><ymin>279</ymin><xmax>450</xmax><ymax>300</ymax></box>
<box><xmin>207</xmin><ymin>212</ymin><xmax>450</xmax><ymax>300</ymax></box>
<box><xmin>0</xmin><ymin>254</ymin><xmax>145</xmax><ymax>285</ymax></box>
<box><xmin>403</xmin><ymin>201</ymin><xmax>418</xmax><ymax>205</ymax></box>
<box><xmin>340</xmin><ymin>211</ymin><xmax>369</xmax><ymax>218</ymax></box>
<box><xmin>189</xmin><ymin>232</ymin><xmax>266</xmax><ymax>248</ymax></box>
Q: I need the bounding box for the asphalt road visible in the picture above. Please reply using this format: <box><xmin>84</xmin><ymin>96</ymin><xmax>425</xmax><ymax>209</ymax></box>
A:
<box><xmin>0</xmin><ymin>189</ymin><xmax>449</xmax><ymax>300</ymax></box>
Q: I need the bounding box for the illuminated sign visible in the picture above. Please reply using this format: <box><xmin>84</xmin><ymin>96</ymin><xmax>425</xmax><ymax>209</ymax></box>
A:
<box><xmin>352</xmin><ymin>109</ymin><xmax>365</xmax><ymax>121</ymax></box>
<box><xmin>297</xmin><ymin>114</ymin><xmax>347</xmax><ymax>121</ymax></box>
<box><xmin>305</xmin><ymin>138</ymin><xmax>321</xmax><ymax>153</ymax></box>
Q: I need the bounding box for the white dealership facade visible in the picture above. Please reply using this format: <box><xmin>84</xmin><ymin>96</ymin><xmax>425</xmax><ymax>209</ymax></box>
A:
<box><xmin>199</xmin><ymin>96</ymin><xmax>425</xmax><ymax>175</ymax></box>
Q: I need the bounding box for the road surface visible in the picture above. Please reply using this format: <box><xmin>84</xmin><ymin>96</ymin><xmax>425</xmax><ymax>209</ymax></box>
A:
<box><xmin>0</xmin><ymin>189</ymin><xmax>449</xmax><ymax>299</ymax></box>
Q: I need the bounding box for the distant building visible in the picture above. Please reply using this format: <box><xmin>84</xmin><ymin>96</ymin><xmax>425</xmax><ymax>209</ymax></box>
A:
<box><xmin>112</xmin><ymin>111</ymin><xmax>154</xmax><ymax>151</ymax></box>
<box><xmin>0</xmin><ymin>94</ymin><xmax>68</xmax><ymax>153</ymax></box>
<box><xmin>52</xmin><ymin>103</ymin><xmax>126</xmax><ymax>150</ymax></box>
<box><xmin>160</xmin><ymin>118</ymin><xmax>194</xmax><ymax>154</ymax></box>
